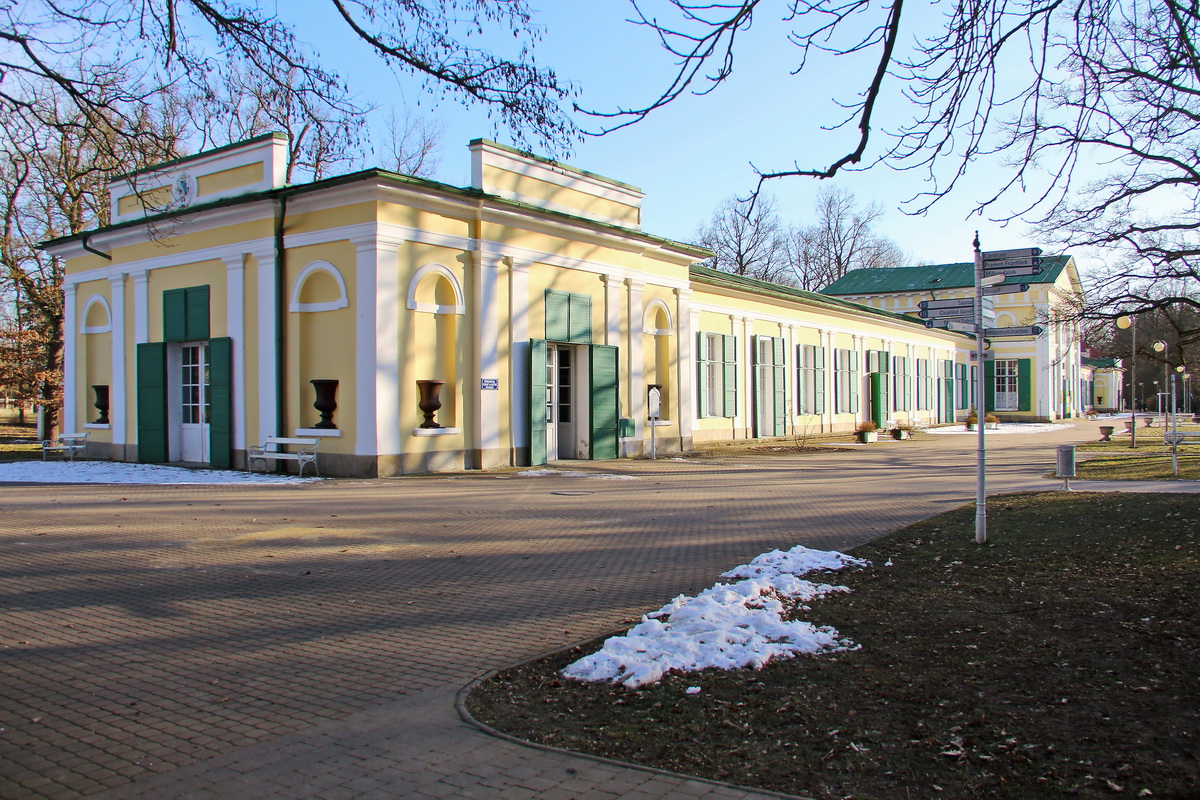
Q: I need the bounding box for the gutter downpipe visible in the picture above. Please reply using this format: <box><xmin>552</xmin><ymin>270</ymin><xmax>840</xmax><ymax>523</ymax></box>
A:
<box><xmin>274</xmin><ymin>195</ymin><xmax>288</xmax><ymax>439</ymax></box>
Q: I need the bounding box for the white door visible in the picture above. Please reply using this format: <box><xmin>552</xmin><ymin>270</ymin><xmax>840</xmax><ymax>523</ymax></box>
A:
<box><xmin>545</xmin><ymin>345</ymin><xmax>576</xmax><ymax>460</ymax></box>
<box><xmin>179</xmin><ymin>342</ymin><xmax>210</xmax><ymax>462</ymax></box>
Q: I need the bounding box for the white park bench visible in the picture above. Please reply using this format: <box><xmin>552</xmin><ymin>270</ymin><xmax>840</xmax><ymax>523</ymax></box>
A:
<box><xmin>247</xmin><ymin>436</ymin><xmax>320</xmax><ymax>477</ymax></box>
<box><xmin>41</xmin><ymin>432</ymin><xmax>88</xmax><ymax>461</ymax></box>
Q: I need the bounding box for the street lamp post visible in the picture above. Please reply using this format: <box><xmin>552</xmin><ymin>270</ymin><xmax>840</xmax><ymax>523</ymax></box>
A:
<box><xmin>1116</xmin><ymin>315</ymin><xmax>1137</xmax><ymax>447</ymax></box>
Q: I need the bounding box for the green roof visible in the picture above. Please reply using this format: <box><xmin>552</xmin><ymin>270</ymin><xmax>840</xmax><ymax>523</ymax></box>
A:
<box><xmin>1083</xmin><ymin>356</ymin><xmax>1121</xmax><ymax>369</ymax></box>
<box><xmin>688</xmin><ymin>266</ymin><xmax>972</xmax><ymax>338</ymax></box>
<box><xmin>820</xmin><ymin>256</ymin><xmax>1072</xmax><ymax>295</ymax></box>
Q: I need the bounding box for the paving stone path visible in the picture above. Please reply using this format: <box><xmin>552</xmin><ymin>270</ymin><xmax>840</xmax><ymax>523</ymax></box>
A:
<box><xmin>2</xmin><ymin>426</ymin><xmax>1190</xmax><ymax>799</ymax></box>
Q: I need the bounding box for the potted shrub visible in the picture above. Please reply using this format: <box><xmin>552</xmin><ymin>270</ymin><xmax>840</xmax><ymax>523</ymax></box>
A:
<box><xmin>984</xmin><ymin>413</ymin><xmax>1000</xmax><ymax>430</ymax></box>
<box><xmin>856</xmin><ymin>420</ymin><xmax>879</xmax><ymax>443</ymax></box>
<box><xmin>964</xmin><ymin>410</ymin><xmax>978</xmax><ymax>430</ymax></box>
<box><xmin>891</xmin><ymin>423</ymin><xmax>913</xmax><ymax>440</ymax></box>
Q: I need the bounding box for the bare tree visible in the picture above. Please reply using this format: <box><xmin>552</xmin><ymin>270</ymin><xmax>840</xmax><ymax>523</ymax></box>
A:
<box><xmin>374</xmin><ymin>112</ymin><xmax>446</xmax><ymax>178</ymax></box>
<box><xmin>0</xmin><ymin>81</ymin><xmax>185</xmax><ymax>436</ymax></box>
<box><xmin>784</xmin><ymin>187</ymin><xmax>905</xmax><ymax>291</ymax></box>
<box><xmin>3</xmin><ymin>1</ymin><xmax>578</xmax><ymax>170</ymax></box>
<box><xmin>696</xmin><ymin>194</ymin><xmax>794</xmax><ymax>285</ymax></box>
<box><xmin>589</xmin><ymin>0</ymin><xmax>1200</xmax><ymax>325</ymax></box>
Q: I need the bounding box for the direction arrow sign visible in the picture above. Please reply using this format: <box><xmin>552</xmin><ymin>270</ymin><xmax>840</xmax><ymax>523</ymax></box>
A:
<box><xmin>982</xmin><ymin>282</ymin><xmax>1030</xmax><ymax>297</ymax></box>
<box><xmin>981</xmin><ymin>265</ymin><xmax>1042</xmax><ymax>278</ymax></box>
<box><xmin>970</xmin><ymin>351</ymin><xmax>997</xmax><ymax>361</ymax></box>
<box><xmin>925</xmin><ymin>319</ymin><xmax>979</xmax><ymax>334</ymax></box>
<box><xmin>918</xmin><ymin>297</ymin><xmax>975</xmax><ymax>311</ymax></box>
<box><xmin>983</xmin><ymin>247</ymin><xmax>1042</xmax><ymax>260</ymax></box>
<box><xmin>918</xmin><ymin>307</ymin><xmax>975</xmax><ymax>320</ymax></box>
<box><xmin>984</xmin><ymin>325</ymin><xmax>1044</xmax><ymax>337</ymax></box>
<box><xmin>982</xmin><ymin>257</ymin><xmax>1041</xmax><ymax>269</ymax></box>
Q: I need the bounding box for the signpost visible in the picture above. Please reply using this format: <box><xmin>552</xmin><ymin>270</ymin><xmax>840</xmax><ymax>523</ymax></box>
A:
<box><xmin>984</xmin><ymin>325</ymin><xmax>1043</xmax><ymax>338</ymax></box>
<box><xmin>918</xmin><ymin>306</ymin><xmax>975</xmax><ymax>319</ymax></box>
<box><xmin>918</xmin><ymin>297</ymin><xmax>975</xmax><ymax>311</ymax></box>
<box><xmin>980</xmin><ymin>264</ymin><xmax>1042</xmax><ymax>278</ymax></box>
<box><xmin>647</xmin><ymin>384</ymin><xmax>662</xmax><ymax>460</ymax></box>
<box><xmin>925</xmin><ymin>319</ymin><xmax>978</xmax><ymax>334</ymax></box>
<box><xmin>982</xmin><ymin>282</ymin><xmax>1029</xmax><ymax>297</ymax></box>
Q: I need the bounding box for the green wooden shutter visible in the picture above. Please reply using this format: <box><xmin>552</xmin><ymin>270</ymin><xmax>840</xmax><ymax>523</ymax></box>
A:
<box><xmin>569</xmin><ymin>293</ymin><xmax>592</xmax><ymax>344</ymax></box>
<box><xmin>773</xmin><ymin>337</ymin><xmax>786</xmax><ymax>436</ymax></box>
<box><xmin>186</xmin><ymin>285</ymin><xmax>210</xmax><ymax>340</ymax></box>
<box><xmin>984</xmin><ymin>360</ymin><xmax>996</xmax><ymax>412</ymax></box>
<box><xmin>208</xmin><ymin>337</ymin><xmax>232</xmax><ymax>469</ymax></box>
<box><xmin>697</xmin><ymin>333</ymin><xmax>709</xmax><ymax>418</ymax></box>
<box><xmin>850</xmin><ymin>353</ymin><xmax>860</xmax><ymax>414</ymax></box>
<box><xmin>1017</xmin><ymin>358</ymin><xmax>1032</xmax><ymax>411</ymax></box>
<box><xmin>814</xmin><ymin>345</ymin><xmax>826</xmax><ymax>414</ymax></box>
<box><xmin>545</xmin><ymin>291</ymin><xmax>569</xmax><ymax>342</ymax></box>
<box><xmin>590</xmin><ymin>344</ymin><xmax>619</xmax><ymax>460</ymax></box>
<box><xmin>136</xmin><ymin>342</ymin><xmax>168</xmax><ymax>463</ymax></box>
<box><xmin>529</xmin><ymin>339</ymin><xmax>547</xmax><ymax>465</ymax></box>
<box><xmin>163</xmin><ymin>289</ymin><xmax>187</xmax><ymax>342</ymax></box>
<box><xmin>957</xmin><ymin>363</ymin><xmax>968</xmax><ymax>408</ymax></box>
<box><xmin>870</xmin><ymin>372</ymin><xmax>885</xmax><ymax>428</ymax></box>
<box><xmin>722</xmin><ymin>334</ymin><xmax>738</xmax><ymax>417</ymax></box>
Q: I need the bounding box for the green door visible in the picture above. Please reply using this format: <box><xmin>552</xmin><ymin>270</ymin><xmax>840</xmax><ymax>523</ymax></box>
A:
<box><xmin>590</xmin><ymin>344</ymin><xmax>619</xmax><ymax>460</ymax></box>
<box><xmin>529</xmin><ymin>339</ymin><xmax>547</xmax><ymax>466</ymax></box>
<box><xmin>136</xmin><ymin>342</ymin><xmax>168</xmax><ymax>463</ymax></box>
<box><xmin>208</xmin><ymin>337</ymin><xmax>233</xmax><ymax>469</ymax></box>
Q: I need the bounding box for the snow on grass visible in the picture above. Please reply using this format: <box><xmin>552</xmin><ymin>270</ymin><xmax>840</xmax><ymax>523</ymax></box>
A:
<box><xmin>924</xmin><ymin>422</ymin><xmax>1075</xmax><ymax>435</ymax></box>
<box><xmin>563</xmin><ymin>545</ymin><xmax>868</xmax><ymax>688</ymax></box>
<box><xmin>0</xmin><ymin>460</ymin><xmax>316</xmax><ymax>485</ymax></box>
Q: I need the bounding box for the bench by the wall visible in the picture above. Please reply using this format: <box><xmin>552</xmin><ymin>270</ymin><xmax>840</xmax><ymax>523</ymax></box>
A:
<box><xmin>247</xmin><ymin>436</ymin><xmax>320</xmax><ymax>477</ymax></box>
<box><xmin>41</xmin><ymin>433</ymin><xmax>88</xmax><ymax>461</ymax></box>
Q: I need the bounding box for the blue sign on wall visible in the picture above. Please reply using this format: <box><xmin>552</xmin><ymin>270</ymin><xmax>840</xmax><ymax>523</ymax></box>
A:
<box><xmin>481</xmin><ymin>378</ymin><xmax>499</xmax><ymax>390</ymax></box>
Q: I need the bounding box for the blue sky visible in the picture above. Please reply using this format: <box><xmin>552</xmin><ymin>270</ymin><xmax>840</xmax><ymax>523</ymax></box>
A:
<box><xmin>292</xmin><ymin>1</ymin><xmax>1041</xmax><ymax>266</ymax></box>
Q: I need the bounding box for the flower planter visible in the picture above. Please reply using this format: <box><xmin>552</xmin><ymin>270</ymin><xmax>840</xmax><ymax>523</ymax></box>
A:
<box><xmin>985</xmin><ymin>422</ymin><xmax>1000</xmax><ymax>430</ymax></box>
<box><xmin>891</xmin><ymin>429</ymin><xmax>909</xmax><ymax>440</ymax></box>
<box><xmin>858</xmin><ymin>431</ymin><xmax>878</xmax><ymax>443</ymax></box>
<box><xmin>1098</xmin><ymin>425</ymin><xmax>1115</xmax><ymax>442</ymax></box>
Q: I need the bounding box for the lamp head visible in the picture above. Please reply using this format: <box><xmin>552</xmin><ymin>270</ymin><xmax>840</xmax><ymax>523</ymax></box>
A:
<box><xmin>1154</xmin><ymin>340</ymin><xmax>1167</xmax><ymax>353</ymax></box>
<box><xmin>1116</xmin><ymin>315</ymin><xmax>1132</xmax><ymax>330</ymax></box>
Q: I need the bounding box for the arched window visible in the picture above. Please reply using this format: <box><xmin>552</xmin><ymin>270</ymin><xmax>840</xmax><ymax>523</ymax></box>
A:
<box><xmin>642</xmin><ymin>299</ymin><xmax>674</xmax><ymax>419</ymax></box>
<box><xmin>407</xmin><ymin>264</ymin><xmax>465</xmax><ymax>428</ymax></box>
<box><xmin>80</xmin><ymin>295</ymin><xmax>112</xmax><ymax>334</ymax></box>
<box><xmin>406</xmin><ymin>263</ymin><xmax>465</xmax><ymax>314</ymax></box>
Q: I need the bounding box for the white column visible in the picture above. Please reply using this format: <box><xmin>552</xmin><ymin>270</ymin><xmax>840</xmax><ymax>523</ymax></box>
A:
<box><xmin>475</xmin><ymin>252</ymin><xmax>503</xmax><ymax>464</ymax></box>
<box><xmin>62</xmin><ymin>281</ymin><xmax>78</xmax><ymax>432</ymax></box>
<box><xmin>626</xmin><ymin>279</ymin><xmax>645</xmax><ymax>435</ymax></box>
<box><xmin>822</xmin><ymin>329</ymin><xmax>835</xmax><ymax>430</ymax></box>
<box><xmin>786</xmin><ymin>324</ymin><xmax>798</xmax><ymax>430</ymax></box>
<box><xmin>255</xmin><ymin>250</ymin><xmax>278</xmax><ymax>439</ymax></box>
<box><xmin>509</xmin><ymin>260</ymin><xmax>530</xmax><ymax>456</ymax></box>
<box><xmin>354</xmin><ymin>238</ymin><xmax>400</xmax><ymax>458</ymax></box>
<box><xmin>222</xmin><ymin>257</ymin><xmax>246</xmax><ymax>452</ymax></box>
<box><xmin>674</xmin><ymin>287</ymin><xmax>693</xmax><ymax>437</ymax></box>
<box><xmin>108</xmin><ymin>275</ymin><xmax>126</xmax><ymax>446</ymax></box>
<box><xmin>603</xmin><ymin>275</ymin><xmax>622</xmax><ymax>347</ymax></box>
<box><xmin>741</xmin><ymin>316</ymin><xmax>755</xmax><ymax>435</ymax></box>
<box><xmin>132</xmin><ymin>270</ymin><xmax>149</xmax><ymax>344</ymax></box>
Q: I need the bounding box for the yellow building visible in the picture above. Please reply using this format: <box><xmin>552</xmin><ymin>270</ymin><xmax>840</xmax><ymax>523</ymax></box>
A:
<box><xmin>822</xmin><ymin>258</ymin><xmax>1086</xmax><ymax>421</ymax></box>
<box><xmin>46</xmin><ymin>134</ymin><xmax>980</xmax><ymax>475</ymax></box>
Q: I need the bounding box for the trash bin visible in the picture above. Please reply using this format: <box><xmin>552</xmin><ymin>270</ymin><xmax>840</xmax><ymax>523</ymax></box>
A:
<box><xmin>1056</xmin><ymin>444</ymin><xmax>1076</xmax><ymax>490</ymax></box>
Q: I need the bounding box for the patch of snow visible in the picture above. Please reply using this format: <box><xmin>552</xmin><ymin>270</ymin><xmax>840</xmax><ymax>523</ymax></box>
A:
<box><xmin>924</xmin><ymin>422</ymin><xmax>1075</xmax><ymax>435</ymax></box>
<box><xmin>0</xmin><ymin>461</ymin><xmax>316</xmax><ymax>485</ymax></box>
<box><xmin>563</xmin><ymin>545</ymin><xmax>868</xmax><ymax>688</ymax></box>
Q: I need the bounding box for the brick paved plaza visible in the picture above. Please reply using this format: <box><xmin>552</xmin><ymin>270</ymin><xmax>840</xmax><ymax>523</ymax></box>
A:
<box><xmin>2</xmin><ymin>427</ymin><xmax>1183</xmax><ymax>799</ymax></box>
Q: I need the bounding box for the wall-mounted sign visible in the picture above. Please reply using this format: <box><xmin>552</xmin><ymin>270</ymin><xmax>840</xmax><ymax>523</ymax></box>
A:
<box><xmin>481</xmin><ymin>378</ymin><xmax>499</xmax><ymax>390</ymax></box>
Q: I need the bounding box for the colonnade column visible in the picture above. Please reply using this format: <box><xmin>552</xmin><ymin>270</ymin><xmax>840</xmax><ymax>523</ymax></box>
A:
<box><xmin>108</xmin><ymin>275</ymin><xmax>127</xmax><ymax>449</ymax></box>
<box><xmin>62</xmin><ymin>281</ymin><xmax>77</xmax><ymax>433</ymax></box>
<box><xmin>674</xmin><ymin>287</ymin><xmax>694</xmax><ymax>441</ymax></box>
<box><xmin>351</xmin><ymin>237</ymin><xmax>400</xmax><ymax>465</ymax></box>
<box><xmin>222</xmin><ymin>256</ymin><xmax>245</xmax><ymax>456</ymax></box>
<box><xmin>509</xmin><ymin>260</ymin><xmax>530</xmax><ymax>464</ymax></box>
<box><xmin>473</xmin><ymin>252</ymin><xmax>504</xmax><ymax>468</ymax></box>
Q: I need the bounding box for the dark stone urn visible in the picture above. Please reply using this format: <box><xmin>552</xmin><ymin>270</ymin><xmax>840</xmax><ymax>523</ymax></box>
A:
<box><xmin>91</xmin><ymin>384</ymin><xmax>110</xmax><ymax>425</ymax></box>
<box><xmin>310</xmin><ymin>379</ymin><xmax>339</xmax><ymax>429</ymax></box>
<box><xmin>416</xmin><ymin>379</ymin><xmax>445</xmax><ymax>429</ymax></box>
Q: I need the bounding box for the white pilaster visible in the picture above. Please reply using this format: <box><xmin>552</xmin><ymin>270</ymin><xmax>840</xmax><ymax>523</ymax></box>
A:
<box><xmin>132</xmin><ymin>270</ymin><xmax>149</xmax><ymax>344</ymax></box>
<box><xmin>787</xmin><ymin>324</ymin><xmax>798</xmax><ymax>430</ymax></box>
<box><xmin>223</xmin><ymin>256</ymin><xmax>245</xmax><ymax>451</ymax></box>
<box><xmin>255</xmin><ymin>250</ymin><xmax>278</xmax><ymax>438</ymax></box>
<box><xmin>63</xmin><ymin>284</ymin><xmax>77</xmax><ymax>432</ymax></box>
<box><xmin>674</xmin><ymin>288</ymin><xmax>693</xmax><ymax>436</ymax></box>
<box><xmin>823</xmin><ymin>329</ymin><xmax>835</xmax><ymax>430</ymax></box>
<box><xmin>510</xmin><ymin>260</ymin><xmax>531</xmax><ymax>454</ymax></box>
<box><xmin>475</xmin><ymin>253</ymin><xmax>503</xmax><ymax>460</ymax></box>
<box><xmin>603</xmin><ymin>275</ymin><xmax>622</xmax><ymax>347</ymax></box>
<box><xmin>626</xmin><ymin>279</ymin><xmax>645</xmax><ymax>435</ymax></box>
<box><xmin>108</xmin><ymin>275</ymin><xmax>126</xmax><ymax>445</ymax></box>
<box><xmin>353</xmin><ymin>238</ymin><xmax>400</xmax><ymax>457</ymax></box>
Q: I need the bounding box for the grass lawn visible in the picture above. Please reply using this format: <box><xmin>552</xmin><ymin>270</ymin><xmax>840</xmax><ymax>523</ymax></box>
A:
<box><xmin>0</xmin><ymin>415</ymin><xmax>40</xmax><ymax>459</ymax></box>
<box><xmin>467</xmin><ymin>492</ymin><xmax>1200</xmax><ymax>800</ymax></box>
<box><xmin>1076</xmin><ymin>428</ymin><xmax>1200</xmax><ymax>480</ymax></box>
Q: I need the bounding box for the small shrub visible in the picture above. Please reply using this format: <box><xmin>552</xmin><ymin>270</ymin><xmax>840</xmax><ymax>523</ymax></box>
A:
<box><xmin>984</xmin><ymin>413</ymin><xmax>1000</xmax><ymax>424</ymax></box>
<box><xmin>856</xmin><ymin>420</ymin><xmax>878</xmax><ymax>433</ymax></box>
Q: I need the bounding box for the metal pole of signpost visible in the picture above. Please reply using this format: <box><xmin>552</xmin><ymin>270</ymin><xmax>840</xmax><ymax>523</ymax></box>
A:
<box><xmin>1172</xmin><ymin>374</ymin><xmax>1179</xmax><ymax>477</ymax></box>
<box><xmin>974</xmin><ymin>234</ymin><xmax>987</xmax><ymax>545</ymax></box>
